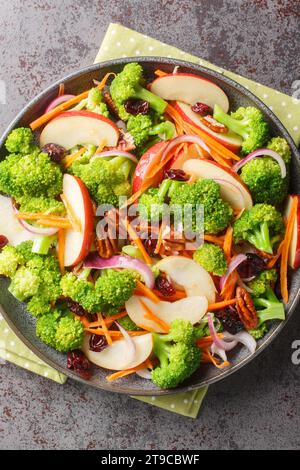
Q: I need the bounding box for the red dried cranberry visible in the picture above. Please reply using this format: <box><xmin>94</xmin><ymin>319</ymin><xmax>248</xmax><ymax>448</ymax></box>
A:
<box><xmin>164</xmin><ymin>169</ymin><xmax>188</xmax><ymax>181</ymax></box>
<box><xmin>0</xmin><ymin>235</ymin><xmax>9</xmax><ymax>250</ymax></box>
<box><xmin>215</xmin><ymin>306</ymin><xmax>244</xmax><ymax>335</ymax></box>
<box><xmin>155</xmin><ymin>275</ymin><xmax>176</xmax><ymax>297</ymax></box>
<box><xmin>42</xmin><ymin>143</ymin><xmax>66</xmax><ymax>162</ymax></box>
<box><xmin>124</xmin><ymin>99</ymin><xmax>149</xmax><ymax>115</ymax></box>
<box><xmin>66</xmin><ymin>298</ymin><xmax>86</xmax><ymax>317</ymax></box>
<box><xmin>191</xmin><ymin>102</ymin><xmax>213</xmax><ymax>116</ymax></box>
<box><xmin>237</xmin><ymin>253</ymin><xmax>266</xmax><ymax>279</ymax></box>
<box><xmin>67</xmin><ymin>350</ymin><xmax>91</xmax><ymax>380</ymax></box>
<box><xmin>89</xmin><ymin>334</ymin><xmax>108</xmax><ymax>352</ymax></box>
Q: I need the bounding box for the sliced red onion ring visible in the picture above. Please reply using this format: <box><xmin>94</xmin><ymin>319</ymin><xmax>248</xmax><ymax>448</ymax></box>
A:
<box><xmin>211</xmin><ymin>343</ymin><xmax>228</xmax><ymax>362</ymax></box>
<box><xmin>84</xmin><ymin>254</ymin><xmax>154</xmax><ymax>288</ymax></box>
<box><xmin>161</xmin><ymin>134</ymin><xmax>211</xmax><ymax>162</ymax></box>
<box><xmin>45</xmin><ymin>94</ymin><xmax>75</xmax><ymax>113</ymax></box>
<box><xmin>115</xmin><ymin>322</ymin><xmax>136</xmax><ymax>364</ymax></box>
<box><xmin>220</xmin><ymin>254</ymin><xmax>247</xmax><ymax>291</ymax></box>
<box><xmin>207</xmin><ymin>313</ymin><xmax>238</xmax><ymax>351</ymax></box>
<box><xmin>237</xmin><ymin>277</ymin><xmax>254</xmax><ymax>293</ymax></box>
<box><xmin>233</xmin><ymin>148</ymin><xmax>286</xmax><ymax>178</ymax></box>
<box><xmin>91</xmin><ymin>150</ymin><xmax>138</xmax><ymax>165</ymax></box>
<box><xmin>223</xmin><ymin>330</ymin><xmax>257</xmax><ymax>355</ymax></box>
<box><xmin>12</xmin><ymin>201</ymin><xmax>58</xmax><ymax>236</ymax></box>
<box><xmin>136</xmin><ymin>368</ymin><xmax>152</xmax><ymax>379</ymax></box>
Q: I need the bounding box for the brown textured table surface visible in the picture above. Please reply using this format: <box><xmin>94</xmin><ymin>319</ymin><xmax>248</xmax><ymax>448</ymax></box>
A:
<box><xmin>0</xmin><ymin>0</ymin><xmax>300</xmax><ymax>450</ymax></box>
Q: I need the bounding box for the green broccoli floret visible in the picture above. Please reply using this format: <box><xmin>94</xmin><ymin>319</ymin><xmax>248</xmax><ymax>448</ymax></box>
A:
<box><xmin>95</xmin><ymin>269</ymin><xmax>136</xmax><ymax>315</ymax></box>
<box><xmin>118</xmin><ymin>315</ymin><xmax>140</xmax><ymax>331</ymax></box>
<box><xmin>27</xmin><ymin>295</ymin><xmax>52</xmax><ymax>317</ymax></box>
<box><xmin>70</xmin><ymin>155</ymin><xmax>133</xmax><ymax>206</ymax></box>
<box><xmin>15</xmin><ymin>240</ymin><xmax>35</xmax><ymax>262</ymax></box>
<box><xmin>8</xmin><ymin>266</ymin><xmax>40</xmax><ymax>301</ymax></box>
<box><xmin>169</xmin><ymin>179</ymin><xmax>233</xmax><ymax>234</ymax></box>
<box><xmin>240</xmin><ymin>157</ymin><xmax>289</xmax><ymax>205</ymax></box>
<box><xmin>193</xmin><ymin>243</ymin><xmax>227</xmax><ymax>276</ymax></box>
<box><xmin>267</xmin><ymin>136</ymin><xmax>291</xmax><ymax>164</ymax></box>
<box><xmin>138</xmin><ymin>179</ymin><xmax>171</xmax><ymax>221</ymax></box>
<box><xmin>249</xmin><ymin>323</ymin><xmax>268</xmax><ymax>340</ymax></box>
<box><xmin>60</xmin><ymin>272</ymin><xmax>102</xmax><ymax>313</ymax></box>
<box><xmin>0</xmin><ymin>151</ymin><xmax>63</xmax><ymax>199</ymax></box>
<box><xmin>213</xmin><ymin>105</ymin><xmax>269</xmax><ymax>155</ymax></box>
<box><xmin>151</xmin><ymin>319</ymin><xmax>201</xmax><ymax>389</ymax></box>
<box><xmin>18</xmin><ymin>195</ymin><xmax>65</xmax><ymax>215</ymax></box>
<box><xmin>5</xmin><ymin>127</ymin><xmax>38</xmax><ymax>155</ymax></box>
<box><xmin>233</xmin><ymin>204</ymin><xmax>284</xmax><ymax>254</ymax></box>
<box><xmin>110</xmin><ymin>63</ymin><xmax>167</xmax><ymax>121</ymax></box>
<box><xmin>0</xmin><ymin>245</ymin><xmax>24</xmax><ymax>278</ymax></box>
<box><xmin>248</xmin><ymin>269</ymin><xmax>277</xmax><ymax>297</ymax></box>
<box><xmin>86</xmin><ymin>87</ymin><xmax>109</xmax><ymax>117</ymax></box>
<box><xmin>127</xmin><ymin>114</ymin><xmax>175</xmax><ymax>148</ymax></box>
<box><xmin>253</xmin><ymin>286</ymin><xmax>285</xmax><ymax>328</ymax></box>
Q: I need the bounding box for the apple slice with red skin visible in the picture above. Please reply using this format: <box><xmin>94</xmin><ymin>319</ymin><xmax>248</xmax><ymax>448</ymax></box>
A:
<box><xmin>174</xmin><ymin>101</ymin><xmax>243</xmax><ymax>152</ymax></box>
<box><xmin>62</xmin><ymin>174</ymin><xmax>94</xmax><ymax>267</ymax></box>
<box><xmin>40</xmin><ymin>110</ymin><xmax>119</xmax><ymax>150</ymax></box>
<box><xmin>183</xmin><ymin>158</ymin><xmax>253</xmax><ymax>210</ymax></box>
<box><xmin>150</xmin><ymin>73</ymin><xmax>229</xmax><ymax>112</ymax></box>
<box><xmin>284</xmin><ymin>195</ymin><xmax>300</xmax><ymax>269</ymax></box>
<box><xmin>132</xmin><ymin>141</ymin><xmax>167</xmax><ymax>193</ymax></box>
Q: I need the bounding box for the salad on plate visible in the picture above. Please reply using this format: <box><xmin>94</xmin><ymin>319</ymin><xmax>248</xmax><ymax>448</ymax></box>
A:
<box><xmin>0</xmin><ymin>62</ymin><xmax>298</xmax><ymax>389</ymax></box>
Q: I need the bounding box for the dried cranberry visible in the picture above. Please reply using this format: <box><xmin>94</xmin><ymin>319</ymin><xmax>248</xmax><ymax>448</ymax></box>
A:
<box><xmin>124</xmin><ymin>99</ymin><xmax>149</xmax><ymax>115</ymax></box>
<box><xmin>164</xmin><ymin>169</ymin><xmax>188</xmax><ymax>181</ymax></box>
<box><xmin>66</xmin><ymin>298</ymin><xmax>86</xmax><ymax>317</ymax></box>
<box><xmin>155</xmin><ymin>275</ymin><xmax>176</xmax><ymax>297</ymax></box>
<box><xmin>0</xmin><ymin>235</ymin><xmax>8</xmax><ymax>250</ymax></box>
<box><xmin>89</xmin><ymin>334</ymin><xmax>108</xmax><ymax>352</ymax></box>
<box><xmin>191</xmin><ymin>102</ymin><xmax>213</xmax><ymax>116</ymax></box>
<box><xmin>143</xmin><ymin>238</ymin><xmax>158</xmax><ymax>255</ymax></box>
<box><xmin>42</xmin><ymin>143</ymin><xmax>66</xmax><ymax>162</ymax></box>
<box><xmin>67</xmin><ymin>350</ymin><xmax>91</xmax><ymax>380</ymax></box>
<box><xmin>237</xmin><ymin>253</ymin><xmax>266</xmax><ymax>279</ymax></box>
<box><xmin>215</xmin><ymin>306</ymin><xmax>244</xmax><ymax>335</ymax></box>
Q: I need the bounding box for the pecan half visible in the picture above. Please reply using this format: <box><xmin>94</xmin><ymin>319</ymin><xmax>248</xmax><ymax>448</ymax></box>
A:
<box><xmin>236</xmin><ymin>287</ymin><xmax>258</xmax><ymax>330</ymax></box>
<box><xmin>202</xmin><ymin>115</ymin><xmax>228</xmax><ymax>134</ymax></box>
<box><xmin>102</xmin><ymin>85</ymin><xmax>120</xmax><ymax>118</ymax></box>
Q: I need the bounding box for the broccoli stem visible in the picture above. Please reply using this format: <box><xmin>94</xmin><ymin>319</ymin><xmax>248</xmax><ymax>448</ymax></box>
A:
<box><xmin>133</xmin><ymin>86</ymin><xmax>167</xmax><ymax>115</ymax></box>
<box><xmin>32</xmin><ymin>235</ymin><xmax>57</xmax><ymax>255</ymax></box>
<box><xmin>157</xmin><ymin>179</ymin><xmax>172</xmax><ymax>200</ymax></box>
<box><xmin>254</xmin><ymin>287</ymin><xmax>285</xmax><ymax>324</ymax></box>
<box><xmin>214</xmin><ymin>104</ymin><xmax>248</xmax><ymax>139</ymax></box>
<box><xmin>152</xmin><ymin>333</ymin><xmax>170</xmax><ymax>368</ymax></box>
<box><xmin>77</xmin><ymin>268</ymin><xmax>92</xmax><ymax>280</ymax></box>
<box><xmin>247</xmin><ymin>222</ymin><xmax>273</xmax><ymax>254</ymax></box>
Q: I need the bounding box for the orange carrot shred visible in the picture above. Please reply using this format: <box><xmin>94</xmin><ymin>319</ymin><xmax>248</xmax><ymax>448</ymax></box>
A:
<box><xmin>75</xmin><ymin>315</ymin><xmax>90</xmax><ymax>328</ymax></box>
<box><xmin>223</xmin><ymin>226</ymin><xmax>233</xmax><ymax>261</ymax></box>
<box><xmin>97</xmin><ymin>313</ymin><xmax>113</xmax><ymax>346</ymax></box>
<box><xmin>207</xmin><ymin>299</ymin><xmax>236</xmax><ymax>311</ymax></box>
<box><xmin>58</xmin><ymin>229</ymin><xmax>65</xmax><ymax>274</ymax></box>
<box><xmin>36</xmin><ymin>219</ymin><xmax>72</xmax><ymax>229</ymax></box>
<box><xmin>106</xmin><ymin>362</ymin><xmax>150</xmax><ymax>382</ymax></box>
<box><xmin>85</xmin><ymin>328</ymin><xmax>148</xmax><ymax>337</ymax></box>
<box><xmin>139</xmin><ymin>299</ymin><xmax>170</xmax><ymax>332</ymax></box>
<box><xmin>204</xmin><ymin>234</ymin><xmax>225</xmax><ymax>247</ymax></box>
<box><xmin>124</xmin><ymin>218</ymin><xmax>153</xmax><ymax>265</ymax></box>
<box><xmin>202</xmin><ymin>349</ymin><xmax>230</xmax><ymax>369</ymax></box>
<box><xmin>280</xmin><ymin>196</ymin><xmax>297</xmax><ymax>303</ymax></box>
<box><xmin>62</xmin><ymin>147</ymin><xmax>87</xmax><ymax>169</ymax></box>
<box><xmin>136</xmin><ymin>280</ymin><xmax>160</xmax><ymax>303</ymax></box>
<box><xmin>95</xmin><ymin>139</ymin><xmax>107</xmax><ymax>154</ymax></box>
<box><xmin>58</xmin><ymin>83</ymin><xmax>65</xmax><ymax>97</ymax></box>
<box><xmin>154</xmin><ymin>69</ymin><xmax>168</xmax><ymax>77</ymax></box>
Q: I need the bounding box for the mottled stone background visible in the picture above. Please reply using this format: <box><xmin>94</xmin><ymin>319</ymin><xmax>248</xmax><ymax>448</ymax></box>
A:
<box><xmin>0</xmin><ymin>0</ymin><xmax>300</xmax><ymax>450</ymax></box>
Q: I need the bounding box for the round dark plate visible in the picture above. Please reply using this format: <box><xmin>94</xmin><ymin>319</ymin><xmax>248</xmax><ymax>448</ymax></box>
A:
<box><xmin>0</xmin><ymin>57</ymin><xmax>299</xmax><ymax>396</ymax></box>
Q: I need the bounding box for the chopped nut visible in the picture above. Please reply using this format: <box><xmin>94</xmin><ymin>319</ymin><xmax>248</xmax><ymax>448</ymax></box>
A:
<box><xmin>202</xmin><ymin>115</ymin><xmax>228</xmax><ymax>134</ymax></box>
<box><xmin>236</xmin><ymin>287</ymin><xmax>258</xmax><ymax>330</ymax></box>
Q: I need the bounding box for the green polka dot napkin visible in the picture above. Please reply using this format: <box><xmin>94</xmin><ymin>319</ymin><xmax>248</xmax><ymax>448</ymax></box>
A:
<box><xmin>1</xmin><ymin>23</ymin><xmax>300</xmax><ymax>419</ymax></box>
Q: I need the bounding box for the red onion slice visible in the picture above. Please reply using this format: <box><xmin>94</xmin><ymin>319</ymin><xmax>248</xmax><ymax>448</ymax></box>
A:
<box><xmin>220</xmin><ymin>254</ymin><xmax>247</xmax><ymax>291</ymax></box>
<box><xmin>115</xmin><ymin>322</ymin><xmax>136</xmax><ymax>364</ymax></box>
<box><xmin>91</xmin><ymin>150</ymin><xmax>138</xmax><ymax>165</ymax></box>
<box><xmin>45</xmin><ymin>94</ymin><xmax>75</xmax><ymax>113</ymax></box>
<box><xmin>211</xmin><ymin>343</ymin><xmax>228</xmax><ymax>362</ymax></box>
<box><xmin>161</xmin><ymin>134</ymin><xmax>211</xmax><ymax>162</ymax></box>
<box><xmin>233</xmin><ymin>148</ymin><xmax>286</xmax><ymax>178</ymax></box>
<box><xmin>223</xmin><ymin>331</ymin><xmax>257</xmax><ymax>355</ymax></box>
<box><xmin>207</xmin><ymin>313</ymin><xmax>238</xmax><ymax>351</ymax></box>
<box><xmin>84</xmin><ymin>254</ymin><xmax>154</xmax><ymax>288</ymax></box>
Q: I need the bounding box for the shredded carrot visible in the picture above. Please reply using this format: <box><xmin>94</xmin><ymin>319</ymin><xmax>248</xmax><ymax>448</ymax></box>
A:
<box><xmin>62</xmin><ymin>147</ymin><xmax>87</xmax><ymax>169</ymax></box>
<box><xmin>58</xmin><ymin>229</ymin><xmax>65</xmax><ymax>274</ymax></box>
<box><xmin>221</xmin><ymin>270</ymin><xmax>238</xmax><ymax>300</ymax></box>
<box><xmin>88</xmin><ymin>312</ymin><xmax>128</xmax><ymax>328</ymax></box>
<box><xmin>154</xmin><ymin>223</ymin><xmax>164</xmax><ymax>255</ymax></box>
<box><xmin>135</xmin><ymin>280</ymin><xmax>160</xmax><ymax>303</ymax></box>
<box><xmin>208</xmin><ymin>298</ymin><xmax>236</xmax><ymax>311</ymax></box>
<box><xmin>58</xmin><ymin>83</ymin><xmax>65</xmax><ymax>96</ymax></box>
<box><xmin>123</xmin><ymin>218</ymin><xmax>153</xmax><ymax>265</ymax></box>
<box><xmin>60</xmin><ymin>193</ymin><xmax>82</xmax><ymax>232</ymax></box>
<box><xmin>75</xmin><ymin>315</ymin><xmax>90</xmax><ymax>327</ymax></box>
<box><xmin>85</xmin><ymin>328</ymin><xmax>147</xmax><ymax>337</ymax></box>
<box><xmin>16</xmin><ymin>211</ymin><xmax>69</xmax><ymax>222</ymax></box>
<box><xmin>267</xmin><ymin>241</ymin><xmax>284</xmax><ymax>269</ymax></box>
<box><xmin>154</xmin><ymin>69</ymin><xmax>168</xmax><ymax>77</ymax></box>
<box><xmin>36</xmin><ymin>219</ymin><xmax>72</xmax><ymax>229</ymax></box>
<box><xmin>94</xmin><ymin>139</ymin><xmax>107</xmax><ymax>154</ymax></box>
<box><xmin>29</xmin><ymin>72</ymin><xmax>114</xmax><ymax>130</ymax></box>
<box><xmin>196</xmin><ymin>333</ymin><xmax>224</xmax><ymax>349</ymax></box>
<box><xmin>280</xmin><ymin>196</ymin><xmax>297</xmax><ymax>303</ymax></box>
<box><xmin>139</xmin><ymin>299</ymin><xmax>170</xmax><ymax>332</ymax></box>
<box><xmin>204</xmin><ymin>234</ymin><xmax>225</xmax><ymax>247</ymax></box>
<box><xmin>153</xmin><ymin>289</ymin><xmax>186</xmax><ymax>302</ymax></box>
<box><xmin>202</xmin><ymin>349</ymin><xmax>230</xmax><ymax>369</ymax></box>
<box><xmin>223</xmin><ymin>226</ymin><xmax>233</xmax><ymax>261</ymax></box>
<box><xmin>144</xmin><ymin>358</ymin><xmax>154</xmax><ymax>369</ymax></box>
<box><xmin>97</xmin><ymin>313</ymin><xmax>113</xmax><ymax>346</ymax></box>
<box><xmin>106</xmin><ymin>362</ymin><xmax>150</xmax><ymax>382</ymax></box>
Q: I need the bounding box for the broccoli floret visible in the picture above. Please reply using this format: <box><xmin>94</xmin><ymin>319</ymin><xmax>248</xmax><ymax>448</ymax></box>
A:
<box><xmin>0</xmin><ymin>245</ymin><xmax>24</xmax><ymax>278</ymax></box>
<box><xmin>248</xmin><ymin>269</ymin><xmax>277</xmax><ymax>297</ymax></box>
<box><xmin>240</xmin><ymin>157</ymin><xmax>288</xmax><ymax>205</ymax></box>
<box><xmin>95</xmin><ymin>269</ymin><xmax>136</xmax><ymax>315</ymax></box>
<box><xmin>118</xmin><ymin>315</ymin><xmax>140</xmax><ymax>331</ymax></box>
<box><xmin>70</xmin><ymin>155</ymin><xmax>133</xmax><ymax>206</ymax></box>
<box><xmin>267</xmin><ymin>136</ymin><xmax>291</xmax><ymax>164</ymax></box>
<box><xmin>249</xmin><ymin>323</ymin><xmax>268</xmax><ymax>340</ymax></box>
<box><xmin>138</xmin><ymin>179</ymin><xmax>171</xmax><ymax>221</ymax></box>
<box><xmin>254</xmin><ymin>286</ymin><xmax>285</xmax><ymax>326</ymax></box>
<box><xmin>36</xmin><ymin>311</ymin><xmax>59</xmax><ymax>348</ymax></box>
<box><xmin>86</xmin><ymin>87</ymin><xmax>109</xmax><ymax>117</ymax></box>
<box><xmin>15</xmin><ymin>240</ymin><xmax>35</xmax><ymax>263</ymax></box>
<box><xmin>0</xmin><ymin>151</ymin><xmax>63</xmax><ymax>199</ymax></box>
<box><xmin>18</xmin><ymin>195</ymin><xmax>65</xmax><ymax>215</ymax></box>
<box><xmin>151</xmin><ymin>319</ymin><xmax>201</xmax><ymax>389</ymax></box>
<box><xmin>213</xmin><ymin>105</ymin><xmax>269</xmax><ymax>155</ymax></box>
<box><xmin>127</xmin><ymin>114</ymin><xmax>175</xmax><ymax>149</ymax></box>
<box><xmin>27</xmin><ymin>294</ymin><xmax>52</xmax><ymax>317</ymax></box>
<box><xmin>193</xmin><ymin>243</ymin><xmax>227</xmax><ymax>276</ymax></box>
<box><xmin>233</xmin><ymin>203</ymin><xmax>284</xmax><ymax>254</ymax></box>
<box><xmin>5</xmin><ymin>127</ymin><xmax>38</xmax><ymax>155</ymax></box>
<box><xmin>60</xmin><ymin>272</ymin><xmax>102</xmax><ymax>313</ymax></box>
<box><xmin>169</xmin><ymin>179</ymin><xmax>233</xmax><ymax>234</ymax></box>
<box><xmin>110</xmin><ymin>63</ymin><xmax>167</xmax><ymax>121</ymax></box>
<box><xmin>8</xmin><ymin>266</ymin><xmax>40</xmax><ymax>301</ymax></box>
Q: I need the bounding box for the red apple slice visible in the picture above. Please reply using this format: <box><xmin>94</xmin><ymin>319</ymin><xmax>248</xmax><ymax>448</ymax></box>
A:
<box><xmin>132</xmin><ymin>141</ymin><xmax>166</xmax><ymax>193</ymax></box>
<box><xmin>175</xmin><ymin>101</ymin><xmax>243</xmax><ymax>152</ymax></box>
<box><xmin>62</xmin><ymin>174</ymin><xmax>94</xmax><ymax>267</ymax></box>
<box><xmin>40</xmin><ymin>110</ymin><xmax>119</xmax><ymax>150</ymax></box>
<box><xmin>284</xmin><ymin>195</ymin><xmax>300</xmax><ymax>269</ymax></box>
<box><xmin>150</xmin><ymin>73</ymin><xmax>229</xmax><ymax>112</ymax></box>
<box><xmin>183</xmin><ymin>159</ymin><xmax>253</xmax><ymax>210</ymax></box>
